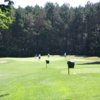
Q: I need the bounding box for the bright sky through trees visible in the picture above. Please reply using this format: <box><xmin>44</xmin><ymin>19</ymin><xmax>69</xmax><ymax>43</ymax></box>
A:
<box><xmin>0</xmin><ymin>0</ymin><xmax>100</xmax><ymax>8</ymax></box>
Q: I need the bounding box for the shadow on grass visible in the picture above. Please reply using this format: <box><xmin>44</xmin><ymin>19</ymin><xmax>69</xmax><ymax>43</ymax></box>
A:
<box><xmin>78</xmin><ymin>61</ymin><xmax>100</xmax><ymax>65</ymax></box>
<box><xmin>0</xmin><ymin>93</ymin><xmax>9</xmax><ymax>98</ymax></box>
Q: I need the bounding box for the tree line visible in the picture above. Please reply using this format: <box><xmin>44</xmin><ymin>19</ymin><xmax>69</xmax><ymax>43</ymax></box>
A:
<box><xmin>0</xmin><ymin>2</ymin><xmax>100</xmax><ymax>57</ymax></box>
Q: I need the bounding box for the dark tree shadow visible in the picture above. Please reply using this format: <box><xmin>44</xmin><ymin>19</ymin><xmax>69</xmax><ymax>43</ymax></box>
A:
<box><xmin>0</xmin><ymin>93</ymin><xmax>9</xmax><ymax>98</ymax></box>
<box><xmin>78</xmin><ymin>61</ymin><xmax>100</xmax><ymax>65</ymax></box>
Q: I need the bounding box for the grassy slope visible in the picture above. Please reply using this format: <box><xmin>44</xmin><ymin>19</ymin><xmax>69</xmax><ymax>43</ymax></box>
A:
<box><xmin>0</xmin><ymin>56</ymin><xmax>100</xmax><ymax>100</ymax></box>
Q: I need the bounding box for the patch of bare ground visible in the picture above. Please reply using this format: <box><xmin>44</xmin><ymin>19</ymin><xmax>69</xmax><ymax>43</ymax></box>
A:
<box><xmin>70</xmin><ymin>59</ymin><xmax>100</xmax><ymax>62</ymax></box>
<box><xmin>0</xmin><ymin>60</ymin><xmax>6</xmax><ymax>64</ymax></box>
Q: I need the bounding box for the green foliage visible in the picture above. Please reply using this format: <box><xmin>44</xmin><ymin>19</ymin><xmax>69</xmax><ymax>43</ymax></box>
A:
<box><xmin>0</xmin><ymin>0</ymin><xmax>14</xmax><ymax>29</ymax></box>
<box><xmin>0</xmin><ymin>2</ymin><xmax>100</xmax><ymax>56</ymax></box>
<box><xmin>0</xmin><ymin>9</ymin><xmax>13</xmax><ymax>29</ymax></box>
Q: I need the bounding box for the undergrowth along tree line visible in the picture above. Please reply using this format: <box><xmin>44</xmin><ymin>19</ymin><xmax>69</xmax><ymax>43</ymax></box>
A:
<box><xmin>0</xmin><ymin>1</ymin><xmax>100</xmax><ymax>57</ymax></box>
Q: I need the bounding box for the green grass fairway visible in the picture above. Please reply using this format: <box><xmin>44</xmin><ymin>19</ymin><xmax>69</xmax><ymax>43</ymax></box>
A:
<box><xmin>0</xmin><ymin>56</ymin><xmax>100</xmax><ymax>100</ymax></box>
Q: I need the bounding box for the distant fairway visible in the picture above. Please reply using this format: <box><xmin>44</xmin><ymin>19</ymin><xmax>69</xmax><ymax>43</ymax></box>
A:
<box><xmin>0</xmin><ymin>56</ymin><xmax>100</xmax><ymax>100</ymax></box>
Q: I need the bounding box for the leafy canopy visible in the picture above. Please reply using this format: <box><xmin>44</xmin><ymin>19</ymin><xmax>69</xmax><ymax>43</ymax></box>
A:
<box><xmin>0</xmin><ymin>0</ymin><xmax>14</xmax><ymax>29</ymax></box>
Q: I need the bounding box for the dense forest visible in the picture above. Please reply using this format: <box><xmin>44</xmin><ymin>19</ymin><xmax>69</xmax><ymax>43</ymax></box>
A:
<box><xmin>0</xmin><ymin>1</ymin><xmax>100</xmax><ymax>57</ymax></box>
